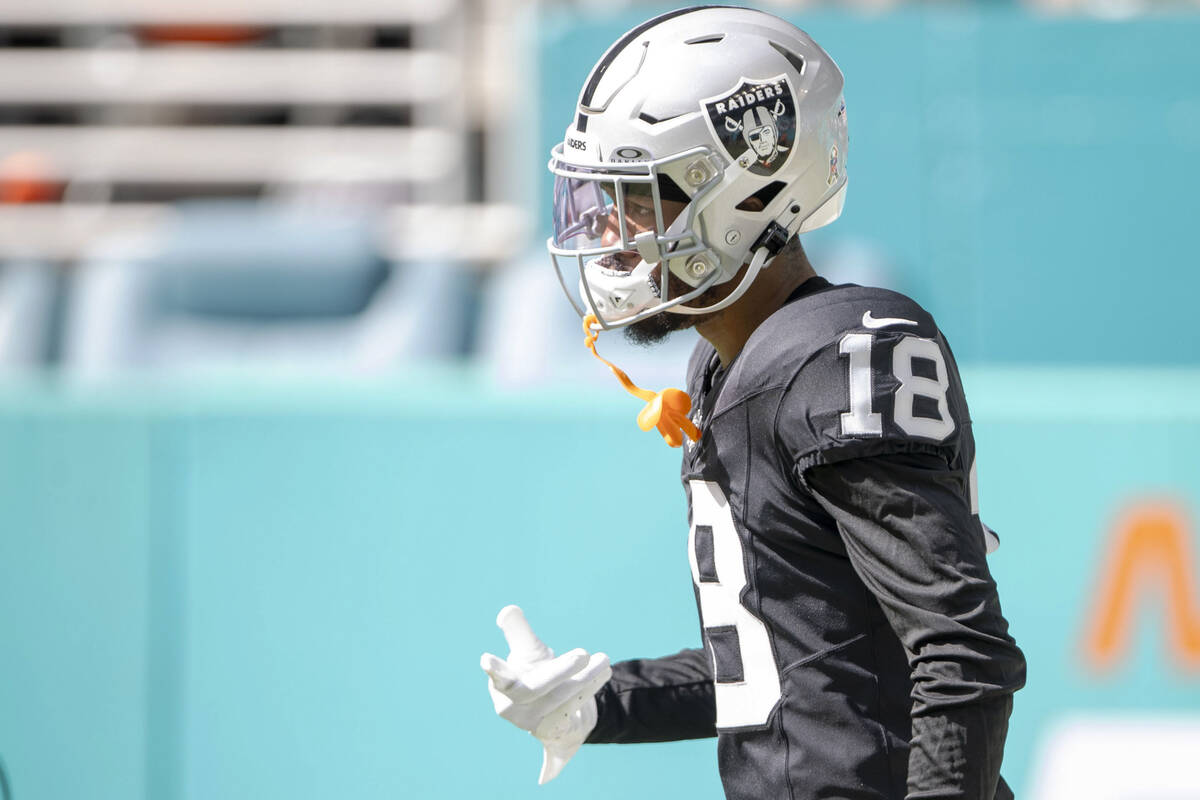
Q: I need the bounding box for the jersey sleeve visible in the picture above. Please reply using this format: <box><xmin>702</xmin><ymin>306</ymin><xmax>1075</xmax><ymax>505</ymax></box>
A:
<box><xmin>803</xmin><ymin>451</ymin><xmax>1026</xmax><ymax>800</ymax></box>
<box><xmin>585</xmin><ymin>647</ymin><xmax>716</xmax><ymax>744</ymax></box>
<box><xmin>774</xmin><ymin>322</ymin><xmax>971</xmax><ymax>474</ymax></box>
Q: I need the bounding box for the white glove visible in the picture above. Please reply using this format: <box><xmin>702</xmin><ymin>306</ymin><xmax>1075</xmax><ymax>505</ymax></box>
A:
<box><xmin>480</xmin><ymin>605</ymin><xmax>612</xmax><ymax>784</ymax></box>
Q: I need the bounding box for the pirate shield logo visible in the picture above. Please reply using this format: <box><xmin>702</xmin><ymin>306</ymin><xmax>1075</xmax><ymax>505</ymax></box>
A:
<box><xmin>702</xmin><ymin>75</ymin><xmax>797</xmax><ymax>176</ymax></box>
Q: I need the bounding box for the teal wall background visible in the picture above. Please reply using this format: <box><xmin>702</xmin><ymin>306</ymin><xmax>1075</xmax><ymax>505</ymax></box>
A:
<box><xmin>1</xmin><ymin>369</ymin><xmax>1199</xmax><ymax>799</ymax></box>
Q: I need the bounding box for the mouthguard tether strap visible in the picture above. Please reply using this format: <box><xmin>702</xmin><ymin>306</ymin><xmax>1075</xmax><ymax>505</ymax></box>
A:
<box><xmin>582</xmin><ymin>314</ymin><xmax>701</xmax><ymax>448</ymax></box>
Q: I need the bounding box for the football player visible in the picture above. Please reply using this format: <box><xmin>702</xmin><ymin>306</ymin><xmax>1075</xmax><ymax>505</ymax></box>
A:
<box><xmin>482</xmin><ymin>7</ymin><xmax>1026</xmax><ymax>799</ymax></box>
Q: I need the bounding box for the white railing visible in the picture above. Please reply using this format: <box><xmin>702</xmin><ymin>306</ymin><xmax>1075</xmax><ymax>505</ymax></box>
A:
<box><xmin>0</xmin><ymin>126</ymin><xmax>455</xmax><ymax>184</ymax></box>
<box><xmin>0</xmin><ymin>0</ymin><xmax>457</xmax><ymax>25</ymax></box>
<box><xmin>0</xmin><ymin>49</ymin><xmax>458</xmax><ymax>105</ymax></box>
<box><xmin>0</xmin><ymin>0</ymin><xmax>539</xmax><ymax>297</ymax></box>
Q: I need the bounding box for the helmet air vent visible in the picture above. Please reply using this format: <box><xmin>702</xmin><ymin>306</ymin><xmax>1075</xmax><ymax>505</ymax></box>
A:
<box><xmin>638</xmin><ymin>110</ymin><xmax>686</xmax><ymax>125</ymax></box>
<box><xmin>735</xmin><ymin>181</ymin><xmax>786</xmax><ymax>212</ymax></box>
<box><xmin>769</xmin><ymin>41</ymin><xmax>806</xmax><ymax>76</ymax></box>
<box><xmin>658</xmin><ymin>174</ymin><xmax>690</xmax><ymax>203</ymax></box>
<box><xmin>684</xmin><ymin>34</ymin><xmax>725</xmax><ymax>45</ymax></box>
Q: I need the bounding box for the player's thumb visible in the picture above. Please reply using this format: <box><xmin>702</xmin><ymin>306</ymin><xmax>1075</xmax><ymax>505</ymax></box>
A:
<box><xmin>496</xmin><ymin>605</ymin><xmax>553</xmax><ymax>664</ymax></box>
<box><xmin>539</xmin><ymin>744</ymin><xmax>577</xmax><ymax>785</ymax></box>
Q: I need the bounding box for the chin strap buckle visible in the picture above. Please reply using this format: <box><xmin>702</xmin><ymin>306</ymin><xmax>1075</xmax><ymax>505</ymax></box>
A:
<box><xmin>751</xmin><ymin>220</ymin><xmax>790</xmax><ymax>257</ymax></box>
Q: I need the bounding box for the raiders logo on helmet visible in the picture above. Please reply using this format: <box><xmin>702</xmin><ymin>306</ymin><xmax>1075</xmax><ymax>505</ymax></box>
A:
<box><xmin>701</xmin><ymin>75</ymin><xmax>797</xmax><ymax>177</ymax></box>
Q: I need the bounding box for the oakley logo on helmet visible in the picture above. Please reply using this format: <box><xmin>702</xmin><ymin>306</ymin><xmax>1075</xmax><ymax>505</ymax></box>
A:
<box><xmin>610</xmin><ymin>146</ymin><xmax>650</xmax><ymax>163</ymax></box>
<box><xmin>702</xmin><ymin>76</ymin><xmax>796</xmax><ymax>176</ymax></box>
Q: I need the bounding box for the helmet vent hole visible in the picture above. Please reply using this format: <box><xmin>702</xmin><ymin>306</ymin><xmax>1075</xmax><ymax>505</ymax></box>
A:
<box><xmin>769</xmin><ymin>41</ymin><xmax>806</xmax><ymax>76</ymax></box>
<box><xmin>736</xmin><ymin>181</ymin><xmax>786</xmax><ymax>212</ymax></box>
<box><xmin>638</xmin><ymin>111</ymin><xmax>685</xmax><ymax>125</ymax></box>
<box><xmin>684</xmin><ymin>34</ymin><xmax>725</xmax><ymax>45</ymax></box>
<box><xmin>658</xmin><ymin>174</ymin><xmax>690</xmax><ymax>203</ymax></box>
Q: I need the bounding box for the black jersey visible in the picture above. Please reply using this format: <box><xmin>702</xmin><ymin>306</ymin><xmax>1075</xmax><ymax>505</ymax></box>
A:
<box><xmin>587</xmin><ymin>279</ymin><xmax>1026</xmax><ymax>800</ymax></box>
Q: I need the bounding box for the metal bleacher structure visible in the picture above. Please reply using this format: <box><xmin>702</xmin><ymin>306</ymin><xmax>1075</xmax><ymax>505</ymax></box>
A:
<box><xmin>0</xmin><ymin>0</ymin><xmax>533</xmax><ymax>374</ymax></box>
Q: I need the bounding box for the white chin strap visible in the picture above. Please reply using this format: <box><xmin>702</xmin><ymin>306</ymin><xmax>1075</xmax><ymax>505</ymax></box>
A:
<box><xmin>666</xmin><ymin>245</ymin><xmax>771</xmax><ymax>316</ymax></box>
<box><xmin>663</xmin><ymin>185</ymin><xmax>846</xmax><ymax>318</ymax></box>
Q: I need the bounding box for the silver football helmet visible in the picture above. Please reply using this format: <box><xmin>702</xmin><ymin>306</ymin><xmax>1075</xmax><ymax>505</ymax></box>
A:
<box><xmin>548</xmin><ymin>6</ymin><xmax>849</xmax><ymax>329</ymax></box>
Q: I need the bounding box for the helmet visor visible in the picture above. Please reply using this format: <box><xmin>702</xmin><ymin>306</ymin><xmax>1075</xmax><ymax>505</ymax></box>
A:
<box><xmin>551</xmin><ymin>172</ymin><xmax>674</xmax><ymax>253</ymax></box>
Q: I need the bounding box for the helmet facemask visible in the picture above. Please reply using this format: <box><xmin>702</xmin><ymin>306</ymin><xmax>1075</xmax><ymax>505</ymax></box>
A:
<box><xmin>548</xmin><ymin>145</ymin><xmax>727</xmax><ymax>329</ymax></box>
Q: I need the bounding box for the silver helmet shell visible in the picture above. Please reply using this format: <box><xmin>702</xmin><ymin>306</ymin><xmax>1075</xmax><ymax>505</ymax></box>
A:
<box><xmin>548</xmin><ymin>6</ymin><xmax>848</xmax><ymax>328</ymax></box>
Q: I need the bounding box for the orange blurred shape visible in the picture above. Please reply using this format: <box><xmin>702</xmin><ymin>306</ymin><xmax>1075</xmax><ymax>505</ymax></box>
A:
<box><xmin>137</xmin><ymin>25</ymin><xmax>267</xmax><ymax>44</ymax></box>
<box><xmin>0</xmin><ymin>151</ymin><xmax>62</xmax><ymax>204</ymax></box>
<box><xmin>1083</xmin><ymin>501</ymin><xmax>1200</xmax><ymax>671</ymax></box>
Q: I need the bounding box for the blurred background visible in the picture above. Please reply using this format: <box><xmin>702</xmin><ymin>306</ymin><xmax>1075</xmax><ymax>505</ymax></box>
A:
<box><xmin>0</xmin><ymin>0</ymin><xmax>1197</xmax><ymax>798</ymax></box>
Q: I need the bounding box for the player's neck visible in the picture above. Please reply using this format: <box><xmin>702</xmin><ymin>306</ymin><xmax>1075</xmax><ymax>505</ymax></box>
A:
<box><xmin>696</xmin><ymin>252</ymin><xmax>815</xmax><ymax>367</ymax></box>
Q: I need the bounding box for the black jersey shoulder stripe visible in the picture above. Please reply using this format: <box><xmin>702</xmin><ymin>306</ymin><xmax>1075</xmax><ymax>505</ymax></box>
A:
<box><xmin>573</xmin><ymin>3</ymin><xmax>739</xmax><ymax>128</ymax></box>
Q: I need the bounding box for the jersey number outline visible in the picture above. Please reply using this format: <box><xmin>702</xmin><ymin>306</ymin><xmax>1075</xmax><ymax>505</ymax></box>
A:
<box><xmin>688</xmin><ymin>479</ymin><xmax>782</xmax><ymax>729</ymax></box>
<box><xmin>838</xmin><ymin>333</ymin><xmax>955</xmax><ymax>440</ymax></box>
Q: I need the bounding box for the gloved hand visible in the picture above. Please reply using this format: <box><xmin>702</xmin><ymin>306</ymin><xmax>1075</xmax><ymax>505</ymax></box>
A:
<box><xmin>480</xmin><ymin>605</ymin><xmax>612</xmax><ymax>784</ymax></box>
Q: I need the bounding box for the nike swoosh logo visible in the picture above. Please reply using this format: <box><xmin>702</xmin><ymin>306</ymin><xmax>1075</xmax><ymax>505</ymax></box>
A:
<box><xmin>862</xmin><ymin>310</ymin><xmax>918</xmax><ymax>329</ymax></box>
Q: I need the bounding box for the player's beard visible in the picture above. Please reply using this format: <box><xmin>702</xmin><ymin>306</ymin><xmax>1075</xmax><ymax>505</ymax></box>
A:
<box><xmin>588</xmin><ymin>252</ymin><xmax>735</xmax><ymax>347</ymax></box>
<box><xmin>623</xmin><ymin>310</ymin><xmax>693</xmax><ymax>346</ymax></box>
<box><xmin>622</xmin><ymin>271</ymin><xmax>729</xmax><ymax>347</ymax></box>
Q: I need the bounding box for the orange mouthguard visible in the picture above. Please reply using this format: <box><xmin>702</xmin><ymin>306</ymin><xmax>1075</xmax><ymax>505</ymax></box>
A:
<box><xmin>583</xmin><ymin>314</ymin><xmax>701</xmax><ymax>448</ymax></box>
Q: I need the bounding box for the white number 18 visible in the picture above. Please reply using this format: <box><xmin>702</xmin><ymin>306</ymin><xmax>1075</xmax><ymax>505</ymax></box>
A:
<box><xmin>838</xmin><ymin>333</ymin><xmax>955</xmax><ymax>441</ymax></box>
